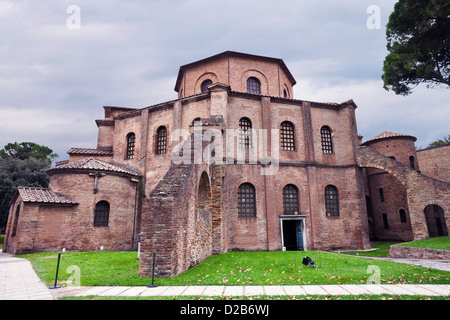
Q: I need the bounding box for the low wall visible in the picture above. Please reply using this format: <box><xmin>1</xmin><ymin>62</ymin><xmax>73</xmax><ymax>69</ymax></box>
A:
<box><xmin>389</xmin><ymin>245</ymin><xmax>450</xmax><ymax>260</ymax></box>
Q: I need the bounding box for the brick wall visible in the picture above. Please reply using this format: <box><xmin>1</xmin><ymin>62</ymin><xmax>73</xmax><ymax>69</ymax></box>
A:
<box><xmin>5</xmin><ymin>171</ymin><xmax>140</xmax><ymax>255</ymax></box>
<box><xmin>389</xmin><ymin>245</ymin><xmax>450</xmax><ymax>259</ymax></box>
<box><xmin>356</xmin><ymin>146</ymin><xmax>450</xmax><ymax>240</ymax></box>
<box><xmin>176</xmin><ymin>52</ymin><xmax>294</xmax><ymax>99</ymax></box>
<box><xmin>139</xmin><ymin>132</ymin><xmax>217</xmax><ymax>277</ymax></box>
<box><xmin>417</xmin><ymin>144</ymin><xmax>450</xmax><ymax>182</ymax></box>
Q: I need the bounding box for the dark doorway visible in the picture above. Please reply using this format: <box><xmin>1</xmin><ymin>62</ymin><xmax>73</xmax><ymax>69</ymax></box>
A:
<box><xmin>424</xmin><ymin>204</ymin><xmax>448</xmax><ymax>237</ymax></box>
<box><xmin>282</xmin><ymin>220</ymin><xmax>304</xmax><ymax>251</ymax></box>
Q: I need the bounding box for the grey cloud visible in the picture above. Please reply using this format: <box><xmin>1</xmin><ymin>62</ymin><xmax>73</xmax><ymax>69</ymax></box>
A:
<box><xmin>0</xmin><ymin>0</ymin><xmax>448</xmax><ymax>161</ymax></box>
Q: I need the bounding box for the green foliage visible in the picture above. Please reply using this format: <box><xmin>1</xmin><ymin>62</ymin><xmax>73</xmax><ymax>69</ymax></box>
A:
<box><xmin>382</xmin><ymin>0</ymin><xmax>450</xmax><ymax>95</ymax></box>
<box><xmin>0</xmin><ymin>155</ymin><xmax>51</xmax><ymax>231</ymax></box>
<box><xmin>0</xmin><ymin>142</ymin><xmax>58</xmax><ymax>163</ymax></box>
<box><xmin>426</xmin><ymin>134</ymin><xmax>450</xmax><ymax>148</ymax></box>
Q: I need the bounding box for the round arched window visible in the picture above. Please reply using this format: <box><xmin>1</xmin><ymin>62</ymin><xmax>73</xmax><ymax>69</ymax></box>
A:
<box><xmin>247</xmin><ymin>77</ymin><xmax>261</xmax><ymax>94</ymax></box>
<box><xmin>201</xmin><ymin>79</ymin><xmax>213</xmax><ymax>93</ymax></box>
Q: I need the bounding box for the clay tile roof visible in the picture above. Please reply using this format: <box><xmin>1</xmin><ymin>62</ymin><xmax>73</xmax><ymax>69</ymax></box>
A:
<box><xmin>47</xmin><ymin>158</ymin><xmax>139</xmax><ymax>176</ymax></box>
<box><xmin>67</xmin><ymin>148</ymin><xmax>113</xmax><ymax>156</ymax></box>
<box><xmin>16</xmin><ymin>187</ymin><xmax>78</xmax><ymax>205</ymax></box>
<box><xmin>364</xmin><ymin>131</ymin><xmax>417</xmax><ymax>144</ymax></box>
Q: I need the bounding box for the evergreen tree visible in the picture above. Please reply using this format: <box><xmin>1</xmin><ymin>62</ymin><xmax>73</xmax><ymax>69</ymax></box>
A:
<box><xmin>382</xmin><ymin>0</ymin><xmax>450</xmax><ymax>95</ymax></box>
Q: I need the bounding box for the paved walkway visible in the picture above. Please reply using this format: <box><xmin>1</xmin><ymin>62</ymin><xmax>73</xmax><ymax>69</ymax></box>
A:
<box><xmin>1</xmin><ymin>252</ymin><xmax>449</xmax><ymax>300</ymax></box>
<box><xmin>0</xmin><ymin>252</ymin><xmax>53</xmax><ymax>300</ymax></box>
<box><xmin>51</xmin><ymin>284</ymin><xmax>450</xmax><ymax>299</ymax></box>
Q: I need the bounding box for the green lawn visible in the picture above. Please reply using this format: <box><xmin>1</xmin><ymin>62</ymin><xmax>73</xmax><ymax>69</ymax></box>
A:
<box><xmin>341</xmin><ymin>242</ymin><xmax>398</xmax><ymax>257</ymax></box>
<box><xmin>397</xmin><ymin>236</ymin><xmax>450</xmax><ymax>250</ymax></box>
<box><xmin>18</xmin><ymin>250</ymin><xmax>450</xmax><ymax>287</ymax></box>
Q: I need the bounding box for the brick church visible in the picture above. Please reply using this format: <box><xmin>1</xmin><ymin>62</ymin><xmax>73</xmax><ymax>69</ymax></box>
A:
<box><xmin>4</xmin><ymin>51</ymin><xmax>449</xmax><ymax>277</ymax></box>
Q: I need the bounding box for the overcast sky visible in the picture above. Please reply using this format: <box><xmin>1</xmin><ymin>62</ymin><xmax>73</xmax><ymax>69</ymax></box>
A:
<box><xmin>1</xmin><ymin>0</ymin><xmax>448</xmax><ymax>162</ymax></box>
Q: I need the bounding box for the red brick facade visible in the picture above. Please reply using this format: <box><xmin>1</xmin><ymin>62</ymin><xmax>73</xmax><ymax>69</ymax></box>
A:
<box><xmin>4</xmin><ymin>51</ymin><xmax>449</xmax><ymax>278</ymax></box>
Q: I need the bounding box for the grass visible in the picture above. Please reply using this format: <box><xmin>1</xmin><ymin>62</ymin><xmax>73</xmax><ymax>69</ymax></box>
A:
<box><xmin>335</xmin><ymin>238</ymin><xmax>450</xmax><ymax>257</ymax></box>
<box><xmin>341</xmin><ymin>242</ymin><xmax>398</xmax><ymax>257</ymax></box>
<box><xmin>397</xmin><ymin>236</ymin><xmax>450</xmax><ymax>250</ymax></box>
<box><xmin>18</xmin><ymin>250</ymin><xmax>450</xmax><ymax>287</ymax></box>
<box><xmin>0</xmin><ymin>234</ymin><xmax>4</xmax><ymax>250</ymax></box>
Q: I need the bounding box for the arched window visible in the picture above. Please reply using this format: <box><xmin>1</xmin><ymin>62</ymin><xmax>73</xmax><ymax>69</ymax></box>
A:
<box><xmin>192</xmin><ymin>117</ymin><xmax>202</xmax><ymax>126</ymax></box>
<box><xmin>238</xmin><ymin>183</ymin><xmax>256</xmax><ymax>218</ymax></box>
<box><xmin>383</xmin><ymin>213</ymin><xmax>389</xmax><ymax>229</ymax></box>
<box><xmin>94</xmin><ymin>201</ymin><xmax>110</xmax><ymax>227</ymax></box>
<box><xmin>239</xmin><ymin>117</ymin><xmax>253</xmax><ymax>148</ymax></box>
<box><xmin>201</xmin><ymin>79</ymin><xmax>213</xmax><ymax>93</ymax></box>
<box><xmin>247</xmin><ymin>77</ymin><xmax>261</xmax><ymax>94</ymax></box>
<box><xmin>156</xmin><ymin>126</ymin><xmax>167</xmax><ymax>155</ymax></box>
<box><xmin>324</xmin><ymin>185</ymin><xmax>339</xmax><ymax>217</ymax></box>
<box><xmin>399</xmin><ymin>209</ymin><xmax>407</xmax><ymax>223</ymax></box>
<box><xmin>280</xmin><ymin>121</ymin><xmax>295</xmax><ymax>151</ymax></box>
<box><xmin>320</xmin><ymin>126</ymin><xmax>333</xmax><ymax>154</ymax></box>
<box><xmin>283</xmin><ymin>89</ymin><xmax>288</xmax><ymax>98</ymax></box>
<box><xmin>126</xmin><ymin>133</ymin><xmax>136</xmax><ymax>159</ymax></box>
<box><xmin>379</xmin><ymin>188</ymin><xmax>385</xmax><ymax>202</ymax></box>
<box><xmin>283</xmin><ymin>184</ymin><xmax>299</xmax><ymax>215</ymax></box>
<box><xmin>409</xmin><ymin>156</ymin><xmax>415</xmax><ymax>169</ymax></box>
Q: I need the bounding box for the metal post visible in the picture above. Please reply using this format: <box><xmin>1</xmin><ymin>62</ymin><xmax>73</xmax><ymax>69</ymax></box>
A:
<box><xmin>294</xmin><ymin>250</ymin><xmax>297</xmax><ymax>271</ymax></box>
<box><xmin>147</xmin><ymin>252</ymin><xmax>158</xmax><ymax>288</ymax></box>
<box><xmin>49</xmin><ymin>252</ymin><xmax>62</xmax><ymax>289</ymax></box>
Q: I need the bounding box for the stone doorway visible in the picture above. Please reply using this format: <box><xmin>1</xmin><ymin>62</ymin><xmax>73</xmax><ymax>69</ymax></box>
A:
<box><xmin>280</xmin><ymin>216</ymin><xmax>306</xmax><ymax>251</ymax></box>
<box><xmin>424</xmin><ymin>204</ymin><xmax>448</xmax><ymax>237</ymax></box>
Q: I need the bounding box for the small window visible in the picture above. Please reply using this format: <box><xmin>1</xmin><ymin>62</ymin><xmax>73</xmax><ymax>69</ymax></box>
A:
<box><xmin>409</xmin><ymin>156</ymin><xmax>415</xmax><ymax>169</ymax></box>
<box><xmin>383</xmin><ymin>213</ymin><xmax>389</xmax><ymax>229</ymax></box>
<box><xmin>283</xmin><ymin>89</ymin><xmax>288</xmax><ymax>98</ymax></box>
<box><xmin>325</xmin><ymin>185</ymin><xmax>339</xmax><ymax>217</ymax></box>
<box><xmin>247</xmin><ymin>77</ymin><xmax>261</xmax><ymax>94</ymax></box>
<box><xmin>283</xmin><ymin>184</ymin><xmax>299</xmax><ymax>215</ymax></box>
<box><xmin>399</xmin><ymin>209</ymin><xmax>407</xmax><ymax>223</ymax></box>
<box><xmin>156</xmin><ymin>126</ymin><xmax>167</xmax><ymax>155</ymax></box>
<box><xmin>94</xmin><ymin>201</ymin><xmax>110</xmax><ymax>227</ymax></box>
<box><xmin>192</xmin><ymin>117</ymin><xmax>202</xmax><ymax>126</ymax></box>
<box><xmin>126</xmin><ymin>133</ymin><xmax>136</xmax><ymax>159</ymax></box>
<box><xmin>239</xmin><ymin>117</ymin><xmax>253</xmax><ymax>148</ymax></box>
<box><xmin>320</xmin><ymin>126</ymin><xmax>333</xmax><ymax>154</ymax></box>
<box><xmin>280</xmin><ymin>121</ymin><xmax>295</xmax><ymax>151</ymax></box>
<box><xmin>379</xmin><ymin>188</ymin><xmax>385</xmax><ymax>202</ymax></box>
<box><xmin>201</xmin><ymin>79</ymin><xmax>213</xmax><ymax>93</ymax></box>
<box><xmin>238</xmin><ymin>183</ymin><xmax>256</xmax><ymax>218</ymax></box>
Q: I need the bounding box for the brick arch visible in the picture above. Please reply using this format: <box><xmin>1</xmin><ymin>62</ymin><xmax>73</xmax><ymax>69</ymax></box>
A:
<box><xmin>241</xmin><ymin>69</ymin><xmax>269</xmax><ymax>95</ymax></box>
<box><xmin>423</xmin><ymin>200</ymin><xmax>449</xmax><ymax>214</ymax></box>
<box><xmin>194</xmin><ymin>72</ymin><xmax>219</xmax><ymax>95</ymax></box>
<box><xmin>355</xmin><ymin>146</ymin><xmax>409</xmax><ymax>188</ymax></box>
<box><xmin>197</xmin><ymin>170</ymin><xmax>212</xmax><ymax>211</ymax></box>
<box><xmin>356</xmin><ymin>146</ymin><xmax>450</xmax><ymax>240</ymax></box>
